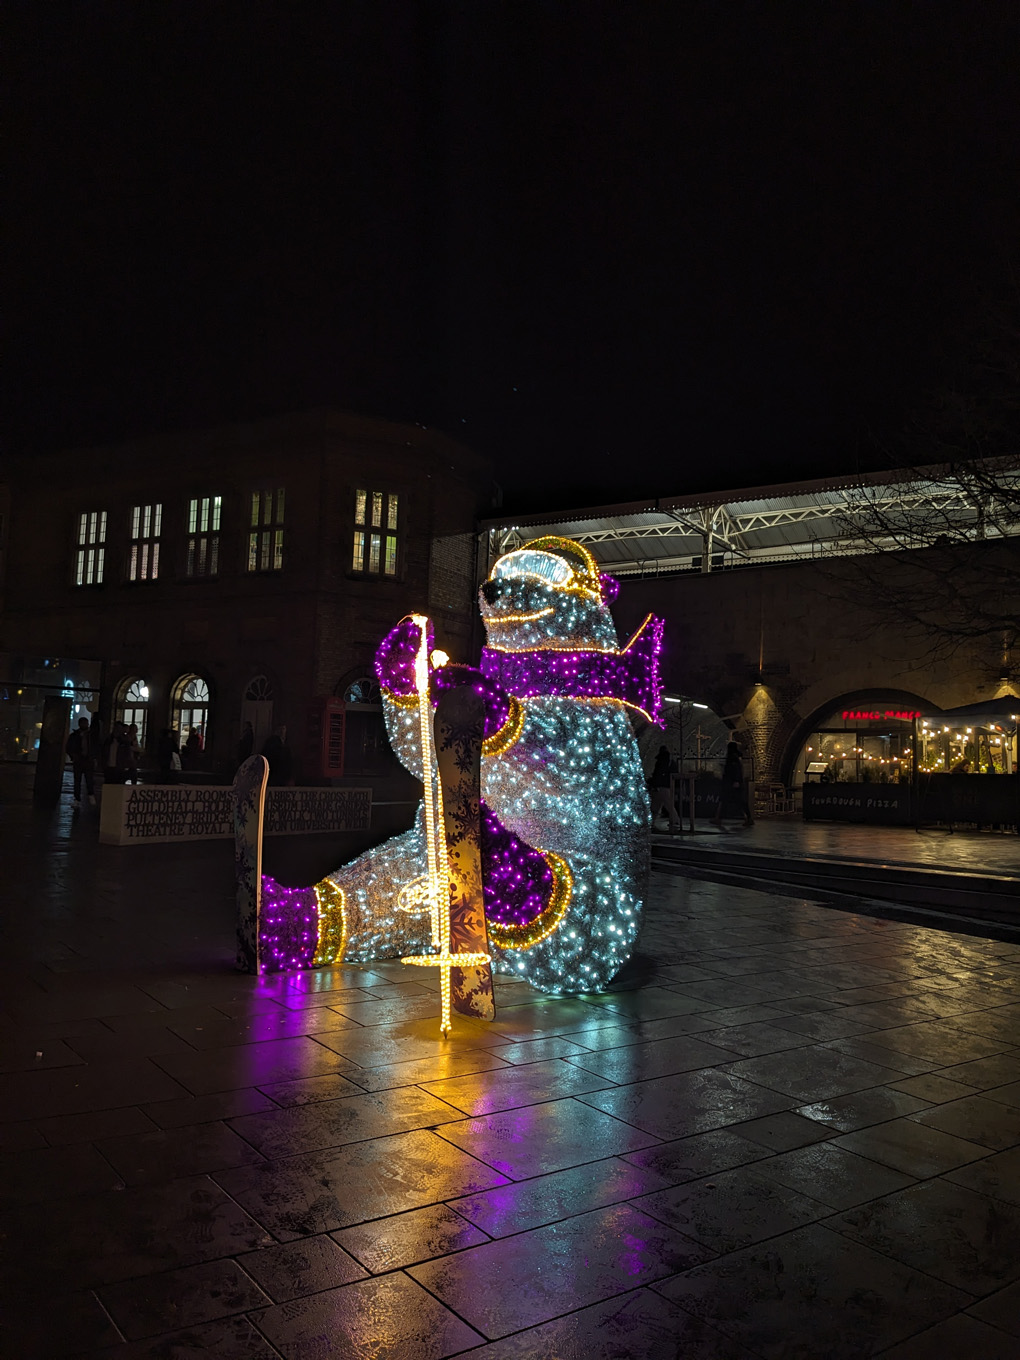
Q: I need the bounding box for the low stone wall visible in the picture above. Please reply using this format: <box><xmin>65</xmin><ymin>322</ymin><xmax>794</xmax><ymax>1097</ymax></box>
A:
<box><xmin>99</xmin><ymin>784</ymin><xmax>372</xmax><ymax>845</ymax></box>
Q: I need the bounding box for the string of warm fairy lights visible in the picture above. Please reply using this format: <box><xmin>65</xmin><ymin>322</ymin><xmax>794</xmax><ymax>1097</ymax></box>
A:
<box><xmin>398</xmin><ymin>614</ymin><xmax>489</xmax><ymax>1033</ymax></box>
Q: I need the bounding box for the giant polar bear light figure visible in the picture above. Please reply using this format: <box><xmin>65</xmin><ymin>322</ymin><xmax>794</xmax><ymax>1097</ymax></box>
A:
<box><xmin>259</xmin><ymin>536</ymin><xmax>664</xmax><ymax>994</ymax></box>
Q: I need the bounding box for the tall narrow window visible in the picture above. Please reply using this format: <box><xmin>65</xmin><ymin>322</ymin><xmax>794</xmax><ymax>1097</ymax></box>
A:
<box><xmin>75</xmin><ymin>510</ymin><xmax>107</xmax><ymax>585</ymax></box>
<box><xmin>248</xmin><ymin>488</ymin><xmax>285</xmax><ymax>572</ymax></box>
<box><xmin>128</xmin><ymin>503</ymin><xmax>162</xmax><ymax>580</ymax></box>
<box><xmin>352</xmin><ymin>489</ymin><xmax>399</xmax><ymax>576</ymax></box>
<box><xmin>187</xmin><ymin>495</ymin><xmax>221</xmax><ymax>577</ymax></box>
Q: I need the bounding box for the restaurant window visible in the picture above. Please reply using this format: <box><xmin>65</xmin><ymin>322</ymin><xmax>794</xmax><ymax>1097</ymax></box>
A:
<box><xmin>352</xmin><ymin>489</ymin><xmax>399</xmax><ymax>576</ymax></box>
<box><xmin>248</xmin><ymin>488</ymin><xmax>285</xmax><ymax>572</ymax></box>
<box><xmin>75</xmin><ymin>510</ymin><xmax>107</xmax><ymax>585</ymax></box>
<box><xmin>128</xmin><ymin>503</ymin><xmax>162</xmax><ymax>581</ymax></box>
<box><xmin>186</xmin><ymin>495</ymin><xmax>221</xmax><ymax>577</ymax></box>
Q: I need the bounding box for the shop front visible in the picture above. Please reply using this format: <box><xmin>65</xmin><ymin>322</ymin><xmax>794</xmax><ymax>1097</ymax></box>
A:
<box><xmin>797</xmin><ymin>699</ymin><xmax>1019</xmax><ymax>828</ymax></box>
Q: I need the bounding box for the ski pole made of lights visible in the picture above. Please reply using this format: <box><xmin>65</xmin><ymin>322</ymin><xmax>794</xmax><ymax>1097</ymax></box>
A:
<box><xmin>401</xmin><ymin>615</ymin><xmax>489</xmax><ymax>1034</ymax></box>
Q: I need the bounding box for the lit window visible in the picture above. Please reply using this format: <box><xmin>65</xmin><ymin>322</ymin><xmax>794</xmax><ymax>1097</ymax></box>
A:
<box><xmin>186</xmin><ymin>495</ymin><xmax>221</xmax><ymax>577</ymax></box>
<box><xmin>75</xmin><ymin>510</ymin><xmax>107</xmax><ymax>585</ymax></box>
<box><xmin>128</xmin><ymin>503</ymin><xmax>162</xmax><ymax>581</ymax></box>
<box><xmin>248</xmin><ymin>488</ymin><xmax>285</xmax><ymax>572</ymax></box>
<box><xmin>352</xmin><ymin>490</ymin><xmax>399</xmax><ymax>576</ymax></box>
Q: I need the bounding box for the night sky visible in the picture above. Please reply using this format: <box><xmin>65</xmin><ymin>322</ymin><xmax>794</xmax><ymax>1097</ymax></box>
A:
<box><xmin>7</xmin><ymin>3</ymin><xmax>1019</xmax><ymax>511</ymax></box>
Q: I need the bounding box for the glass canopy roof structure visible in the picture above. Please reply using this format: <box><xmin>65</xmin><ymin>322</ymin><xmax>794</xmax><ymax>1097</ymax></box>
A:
<box><xmin>482</xmin><ymin>461</ymin><xmax>1020</xmax><ymax>578</ymax></box>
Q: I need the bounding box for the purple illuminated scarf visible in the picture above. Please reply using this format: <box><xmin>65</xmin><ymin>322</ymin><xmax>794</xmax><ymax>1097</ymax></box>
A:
<box><xmin>480</xmin><ymin>614</ymin><xmax>664</xmax><ymax>724</ymax></box>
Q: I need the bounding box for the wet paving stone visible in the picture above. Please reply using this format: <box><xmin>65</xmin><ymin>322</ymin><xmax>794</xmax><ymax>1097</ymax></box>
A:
<box><xmin>333</xmin><ymin>1202</ymin><xmax>489</xmax><ymax>1271</ymax></box>
<box><xmin>0</xmin><ymin>1174</ymin><xmax>273</xmax><ymax>1296</ymax></box>
<box><xmin>226</xmin><ymin>1085</ymin><xmax>461</xmax><ymax>1157</ymax></box>
<box><xmin>214</xmin><ymin>1128</ymin><xmax>509</xmax><ymax>1239</ymax></box>
<box><xmin>797</xmin><ymin>1084</ymin><xmax>931</xmax><ymax>1132</ymax></box>
<box><xmin>936</xmin><ymin>1053</ymin><xmax>1020</xmax><ymax>1089</ymax></box>
<box><xmin>878</xmin><ymin>1313</ymin><xmax>1020</xmax><ymax>1360</ymax></box>
<box><xmin>93</xmin><ymin>1313</ymin><xmax>279</xmax><ymax>1357</ymax></box>
<box><xmin>166</xmin><ymin>1007</ymin><xmax>362</xmax><ymax>1049</ymax></box>
<box><xmin>750</xmin><ymin>1141</ymin><xmax>915</xmax><ymax>1209</ymax></box>
<box><xmin>833</xmin><ymin>1116</ymin><xmax>992</xmax><ymax>1177</ymax></box>
<box><xmin>831</xmin><ymin>1177</ymin><xmax>1020</xmax><ymax>1293</ymax></box>
<box><xmin>433</xmin><ymin>1096</ymin><xmax>658</xmax><ymax>1180</ymax></box>
<box><xmin>857</xmin><ymin>1021</ymin><xmax>1012</xmax><ymax>1066</ymax></box>
<box><xmin>97</xmin><ymin>1120</ymin><xmax>267</xmax><ymax>1186</ymax></box>
<box><xmin>152</xmin><ymin>1034</ymin><xmax>347</xmax><ymax>1096</ymax></box>
<box><xmin>719</xmin><ymin>1047</ymin><xmax>904</xmax><ymax>1102</ymax></box>
<box><xmin>944</xmin><ymin>1145</ymin><xmax>1020</xmax><ymax>1205</ymax></box>
<box><xmin>421</xmin><ymin>1057</ymin><xmax>616</xmax><ymax>1115</ymax></box>
<box><xmin>0</xmin><ymin>1289</ymin><xmax>123</xmax><ymax>1356</ymax></box>
<box><xmin>563</xmin><ymin>1035</ymin><xmax>741</xmax><ymax>1083</ymax></box>
<box><xmin>985</xmin><ymin>1078</ymin><xmax>1020</xmax><ymax>1108</ymax></box>
<box><xmin>578</xmin><ymin>1067</ymin><xmax>794</xmax><ymax>1139</ymax></box>
<box><xmin>99</xmin><ymin>1257</ymin><xmax>271</xmax><ymax>1339</ymax></box>
<box><xmin>328</xmin><ymin>1046</ymin><xmax>512</xmax><ymax>1093</ymax></box>
<box><xmin>141</xmin><ymin>1086</ymin><xmax>280</xmax><ymax>1128</ymax></box>
<box><xmin>449</xmin><ymin>1155</ymin><xmax>673</xmax><ymax>1237</ymax></box>
<box><xmin>909</xmin><ymin>1092</ymin><xmax>1020</xmax><ymax>1149</ymax></box>
<box><xmin>460</xmin><ymin>1286</ymin><xmax>761</xmax><ymax>1359</ymax></box>
<box><xmin>0</xmin><ymin>1056</ymin><xmax>190</xmax><ymax>1122</ymax></box>
<box><xmin>966</xmin><ymin>1277</ymin><xmax>1020</xmax><ymax>1337</ymax></box>
<box><xmin>655</xmin><ymin>1222</ymin><xmax>969</xmax><ymax>1359</ymax></box>
<box><xmin>255</xmin><ymin>1070</ymin><xmax>370</xmax><ymax>1105</ymax></box>
<box><xmin>726</xmin><ymin>1111</ymin><xmax>834</xmax><ymax>1152</ymax></box>
<box><xmin>634</xmin><ymin>1165</ymin><xmax>831</xmax><ymax>1252</ymax></box>
<box><xmin>237</xmin><ymin>1233</ymin><xmax>369</xmax><ymax>1301</ymax></box>
<box><xmin>409</xmin><ymin>1202</ymin><xmax>712</xmax><ymax>1339</ymax></box>
<box><xmin>621</xmin><ymin>1127</ymin><xmax>773</xmax><ymax>1184</ymax></box>
<box><xmin>0</xmin><ymin>1140</ymin><xmax>124</xmax><ymax>1207</ymax></box>
<box><xmin>252</xmin><ymin>1270</ymin><xmax>484</xmax><ymax>1359</ymax></box>
<box><xmin>482</xmin><ymin>1036</ymin><xmax>591</xmax><ymax>1064</ymax></box>
<box><xmin>889</xmin><ymin>1073</ymin><xmax>981</xmax><ymax>1104</ymax></box>
<box><xmin>0</xmin><ymin>1037</ymin><xmax>85</xmax><ymax>1072</ymax></box>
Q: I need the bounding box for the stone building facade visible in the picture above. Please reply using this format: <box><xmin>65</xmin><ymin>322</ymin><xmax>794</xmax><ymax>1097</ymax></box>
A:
<box><xmin>1</xmin><ymin>410</ymin><xmax>494</xmax><ymax>782</ymax></box>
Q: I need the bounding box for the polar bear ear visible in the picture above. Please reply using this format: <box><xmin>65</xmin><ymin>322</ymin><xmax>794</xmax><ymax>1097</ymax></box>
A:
<box><xmin>599</xmin><ymin>573</ymin><xmax>620</xmax><ymax>603</ymax></box>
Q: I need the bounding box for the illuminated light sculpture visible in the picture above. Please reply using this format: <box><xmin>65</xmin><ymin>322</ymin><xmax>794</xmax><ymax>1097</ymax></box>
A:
<box><xmin>256</xmin><ymin>535</ymin><xmax>662</xmax><ymax>997</ymax></box>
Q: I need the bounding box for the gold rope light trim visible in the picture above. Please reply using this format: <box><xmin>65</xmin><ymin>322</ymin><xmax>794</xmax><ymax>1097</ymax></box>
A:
<box><xmin>481</xmin><ymin>694</ymin><xmax>526</xmax><ymax>758</ymax></box>
<box><xmin>487</xmin><ymin>850</ymin><xmax>573</xmax><ymax>951</ymax></box>
<box><xmin>312</xmin><ymin>878</ymin><xmax>348</xmax><ymax>966</ymax></box>
<box><xmin>382</xmin><ymin>687</ymin><xmax>419</xmax><ymax>710</ymax></box>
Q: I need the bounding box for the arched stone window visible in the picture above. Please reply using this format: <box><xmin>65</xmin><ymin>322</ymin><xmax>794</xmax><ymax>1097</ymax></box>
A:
<box><xmin>171</xmin><ymin>674</ymin><xmax>211</xmax><ymax>749</ymax></box>
<box><xmin>115</xmin><ymin>677</ymin><xmax>150</xmax><ymax>749</ymax></box>
<box><xmin>334</xmin><ymin>673</ymin><xmax>391</xmax><ymax>773</ymax></box>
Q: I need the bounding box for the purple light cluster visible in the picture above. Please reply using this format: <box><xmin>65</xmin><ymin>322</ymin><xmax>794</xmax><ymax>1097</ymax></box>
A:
<box><xmin>374</xmin><ymin>616</ymin><xmax>431</xmax><ymax>697</ymax></box>
<box><xmin>479</xmin><ymin>800</ymin><xmax>553</xmax><ymax>926</ymax></box>
<box><xmin>480</xmin><ymin>615</ymin><xmax>664</xmax><ymax>722</ymax></box>
<box><xmin>259</xmin><ymin>875</ymin><xmax>318</xmax><ymax>972</ymax></box>
<box><xmin>431</xmin><ymin>664</ymin><xmax>511</xmax><ymax>737</ymax></box>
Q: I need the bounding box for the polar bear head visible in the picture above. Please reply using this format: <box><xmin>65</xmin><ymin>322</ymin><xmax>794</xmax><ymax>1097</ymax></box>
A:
<box><xmin>479</xmin><ymin>536</ymin><xmax>620</xmax><ymax>652</ymax></box>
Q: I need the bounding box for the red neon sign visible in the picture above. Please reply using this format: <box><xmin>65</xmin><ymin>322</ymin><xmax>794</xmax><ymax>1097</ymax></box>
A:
<box><xmin>841</xmin><ymin>709</ymin><xmax>922</xmax><ymax>722</ymax></box>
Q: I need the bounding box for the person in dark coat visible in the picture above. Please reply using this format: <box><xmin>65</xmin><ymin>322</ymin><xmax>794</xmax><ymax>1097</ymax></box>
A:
<box><xmin>236</xmin><ymin>721</ymin><xmax>255</xmax><ymax>769</ymax></box>
<box><xmin>714</xmin><ymin>738</ymin><xmax>753</xmax><ymax>827</ymax></box>
<box><xmin>157</xmin><ymin>728</ymin><xmax>181</xmax><ymax>783</ymax></box>
<box><xmin>648</xmin><ymin>744</ymin><xmax>681</xmax><ymax>832</ymax></box>
<box><xmin>262</xmin><ymin>726</ymin><xmax>294</xmax><ymax>786</ymax></box>
<box><xmin>66</xmin><ymin>717</ymin><xmax>97</xmax><ymax>807</ymax></box>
